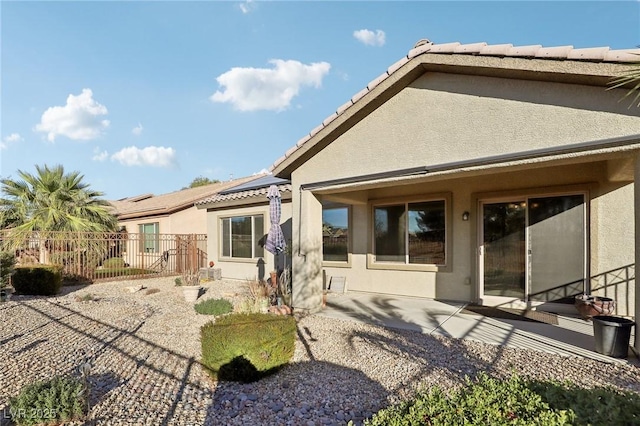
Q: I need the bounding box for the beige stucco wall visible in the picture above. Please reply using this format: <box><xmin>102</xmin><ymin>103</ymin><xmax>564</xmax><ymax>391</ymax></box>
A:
<box><xmin>290</xmin><ymin>72</ymin><xmax>640</xmax><ymax>313</ymax></box>
<box><xmin>205</xmin><ymin>202</ymin><xmax>293</xmax><ymax>281</ymax></box>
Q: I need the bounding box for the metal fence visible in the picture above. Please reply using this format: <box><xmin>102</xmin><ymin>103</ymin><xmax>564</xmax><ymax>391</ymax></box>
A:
<box><xmin>0</xmin><ymin>230</ymin><xmax>207</xmax><ymax>282</ymax></box>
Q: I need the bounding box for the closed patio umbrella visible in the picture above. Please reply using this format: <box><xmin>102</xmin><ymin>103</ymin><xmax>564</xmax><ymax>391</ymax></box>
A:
<box><xmin>264</xmin><ymin>185</ymin><xmax>286</xmax><ymax>256</ymax></box>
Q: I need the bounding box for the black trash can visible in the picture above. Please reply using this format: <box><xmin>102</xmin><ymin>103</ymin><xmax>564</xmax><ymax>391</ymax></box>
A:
<box><xmin>592</xmin><ymin>316</ymin><xmax>635</xmax><ymax>358</ymax></box>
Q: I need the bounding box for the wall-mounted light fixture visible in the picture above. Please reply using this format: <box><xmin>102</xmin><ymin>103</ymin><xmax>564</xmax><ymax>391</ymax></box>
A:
<box><xmin>462</xmin><ymin>211</ymin><xmax>470</xmax><ymax>221</ymax></box>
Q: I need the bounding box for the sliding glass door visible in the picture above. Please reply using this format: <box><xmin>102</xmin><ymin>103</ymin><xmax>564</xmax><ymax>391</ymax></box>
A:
<box><xmin>481</xmin><ymin>194</ymin><xmax>586</xmax><ymax>303</ymax></box>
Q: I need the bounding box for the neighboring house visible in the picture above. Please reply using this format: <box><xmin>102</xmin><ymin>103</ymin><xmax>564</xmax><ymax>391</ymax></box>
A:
<box><xmin>269</xmin><ymin>39</ymin><xmax>640</xmax><ymax>328</ymax></box>
<box><xmin>195</xmin><ymin>175</ymin><xmax>292</xmax><ymax>282</ymax></box>
<box><xmin>108</xmin><ymin>175</ymin><xmax>261</xmax><ymax>269</ymax></box>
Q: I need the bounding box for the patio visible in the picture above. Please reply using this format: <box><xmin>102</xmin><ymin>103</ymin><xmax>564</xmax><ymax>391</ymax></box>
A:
<box><xmin>319</xmin><ymin>291</ymin><xmax>639</xmax><ymax>365</ymax></box>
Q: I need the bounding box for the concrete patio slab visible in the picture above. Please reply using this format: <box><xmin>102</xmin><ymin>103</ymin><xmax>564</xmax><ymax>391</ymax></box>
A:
<box><xmin>320</xmin><ymin>292</ymin><xmax>638</xmax><ymax>365</ymax></box>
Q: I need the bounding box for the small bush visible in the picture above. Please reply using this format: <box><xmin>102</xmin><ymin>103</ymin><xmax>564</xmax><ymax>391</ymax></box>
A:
<box><xmin>12</xmin><ymin>265</ymin><xmax>63</xmax><ymax>296</ymax></box>
<box><xmin>102</xmin><ymin>257</ymin><xmax>126</xmax><ymax>268</ymax></box>
<box><xmin>9</xmin><ymin>376</ymin><xmax>86</xmax><ymax>425</ymax></box>
<box><xmin>1</xmin><ymin>251</ymin><xmax>16</xmax><ymax>288</ymax></box>
<box><xmin>195</xmin><ymin>298</ymin><xmax>233</xmax><ymax>316</ymax></box>
<box><xmin>174</xmin><ymin>277</ymin><xmax>183</xmax><ymax>286</ymax></box>
<box><xmin>363</xmin><ymin>373</ymin><xmax>574</xmax><ymax>426</ymax></box>
<box><xmin>74</xmin><ymin>293</ymin><xmax>95</xmax><ymax>302</ymax></box>
<box><xmin>145</xmin><ymin>288</ymin><xmax>161</xmax><ymax>295</ymax></box>
<box><xmin>201</xmin><ymin>313</ymin><xmax>296</xmax><ymax>383</ymax></box>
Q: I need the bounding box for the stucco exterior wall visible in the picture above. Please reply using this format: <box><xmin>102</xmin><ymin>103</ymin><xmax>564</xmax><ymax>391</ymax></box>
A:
<box><xmin>298</xmin><ymin>73</ymin><xmax>640</xmax><ymax>185</ymax></box>
<box><xmin>205</xmin><ymin>202</ymin><xmax>293</xmax><ymax>281</ymax></box>
<box><xmin>290</xmin><ymin>72</ymin><xmax>640</xmax><ymax>313</ymax></box>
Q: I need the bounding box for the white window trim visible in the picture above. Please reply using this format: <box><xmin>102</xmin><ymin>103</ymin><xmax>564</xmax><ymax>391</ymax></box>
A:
<box><xmin>220</xmin><ymin>214</ymin><xmax>265</xmax><ymax>261</ymax></box>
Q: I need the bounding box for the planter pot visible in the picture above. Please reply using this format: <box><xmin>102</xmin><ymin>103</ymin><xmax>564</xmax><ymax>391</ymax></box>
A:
<box><xmin>182</xmin><ymin>286</ymin><xmax>201</xmax><ymax>303</ymax></box>
<box><xmin>592</xmin><ymin>315</ymin><xmax>635</xmax><ymax>358</ymax></box>
<box><xmin>574</xmin><ymin>295</ymin><xmax>615</xmax><ymax>320</ymax></box>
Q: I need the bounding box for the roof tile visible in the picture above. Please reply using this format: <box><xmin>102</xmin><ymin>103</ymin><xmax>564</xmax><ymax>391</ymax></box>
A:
<box><xmin>309</xmin><ymin>123</ymin><xmax>324</xmax><ymax>137</ymax></box>
<box><xmin>296</xmin><ymin>134</ymin><xmax>311</xmax><ymax>147</ymax></box>
<box><xmin>535</xmin><ymin>45</ymin><xmax>574</xmax><ymax>59</ymax></box>
<box><xmin>351</xmin><ymin>87</ymin><xmax>370</xmax><ymax>104</ymax></box>
<box><xmin>428</xmin><ymin>42</ymin><xmax>461</xmax><ymax>53</ymax></box>
<box><xmin>197</xmin><ymin>183</ymin><xmax>292</xmax><ymax>206</ymax></box>
<box><xmin>506</xmin><ymin>45</ymin><xmax>543</xmax><ymax>57</ymax></box>
<box><xmin>604</xmin><ymin>48</ymin><xmax>640</xmax><ymax>63</ymax></box>
<box><xmin>387</xmin><ymin>56</ymin><xmax>410</xmax><ymax>74</ymax></box>
<box><xmin>567</xmin><ymin>47</ymin><xmax>610</xmax><ymax>61</ymax></box>
<box><xmin>407</xmin><ymin>42</ymin><xmax>433</xmax><ymax>59</ymax></box>
<box><xmin>367</xmin><ymin>72</ymin><xmax>390</xmax><ymax>91</ymax></box>
<box><xmin>336</xmin><ymin>100</ymin><xmax>354</xmax><ymax>115</ymax></box>
<box><xmin>479</xmin><ymin>43</ymin><xmax>513</xmax><ymax>56</ymax></box>
<box><xmin>454</xmin><ymin>42</ymin><xmax>488</xmax><ymax>54</ymax></box>
<box><xmin>322</xmin><ymin>112</ymin><xmax>338</xmax><ymax>127</ymax></box>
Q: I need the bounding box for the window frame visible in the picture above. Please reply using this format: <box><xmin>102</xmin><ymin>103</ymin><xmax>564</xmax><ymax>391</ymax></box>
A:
<box><xmin>322</xmin><ymin>204</ymin><xmax>352</xmax><ymax>268</ymax></box>
<box><xmin>368</xmin><ymin>193</ymin><xmax>452</xmax><ymax>273</ymax></box>
<box><xmin>139</xmin><ymin>222</ymin><xmax>159</xmax><ymax>254</ymax></box>
<box><xmin>219</xmin><ymin>213</ymin><xmax>265</xmax><ymax>261</ymax></box>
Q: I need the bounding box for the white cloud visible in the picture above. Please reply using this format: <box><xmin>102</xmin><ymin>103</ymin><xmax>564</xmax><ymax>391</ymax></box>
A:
<box><xmin>111</xmin><ymin>146</ymin><xmax>177</xmax><ymax>168</ymax></box>
<box><xmin>34</xmin><ymin>89</ymin><xmax>110</xmax><ymax>142</ymax></box>
<box><xmin>239</xmin><ymin>0</ymin><xmax>256</xmax><ymax>14</ymax></box>
<box><xmin>1</xmin><ymin>133</ymin><xmax>23</xmax><ymax>150</ymax></box>
<box><xmin>353</xmin><ymin>29</ymin><xmax>386</xmax><ymax>47</ymax></box>
<box><xmin>253</xmin><ymin>168</ymin><xmax>271</xmax><ymax>175</ymax></box>
<box><xmin>132</xmin><ymin>123</ymin><xmax>143</xmax><ymax>136</ymax></box>
<box><xmin>211</xmin><ymin>59</ymin><xmax>331</xmax><ymax>112</ymax></box>
<box><xmin>92</xmin><ymin>147</ymin><xmax>109</xmax><ymax>162</ymax></box>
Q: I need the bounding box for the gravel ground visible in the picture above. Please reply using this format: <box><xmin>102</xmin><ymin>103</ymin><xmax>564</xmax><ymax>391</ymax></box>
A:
<box><xmin>1</xmin><ymin>276</ymin><xmax>639</xmax><ymax>426</ymax></box>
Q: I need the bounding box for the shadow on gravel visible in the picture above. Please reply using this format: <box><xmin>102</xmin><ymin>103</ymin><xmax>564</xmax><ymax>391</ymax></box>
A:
<box><xmin>1</xmin><ymin>300</ymin><xmax>212</xmax><ymax>425</ymax></box>
<box><xmin>205</xmin><ymin>359</ymin><xmax>388</xmax><ymax>425</ymax></box>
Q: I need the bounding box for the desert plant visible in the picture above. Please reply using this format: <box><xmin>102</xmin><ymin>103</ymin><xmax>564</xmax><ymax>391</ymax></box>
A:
<box><xmin>12</xmin><ymin>265</ymin><xmax>63</xmax><ymax>295</ymax></box>
<box><xmin>74</xmin><ymin>293</ymin><xmax>95</xmax><ymax>302</ymax></box>
<box><xmin>174</xmin><ymin>277</ymin><xmax>183</xmax><ymax>286</ymax></box>
<box><xmin>246</xmin><ymin>278</ymin><xmax>270</xmax><ymax>300</ymax></box>
<box><xmin>181</xmin><ymin>269</ymin><xmax>200</xmax><ymax>286</ymax></box>
<box><xmin>362</xmin><ymin>373</ymin><xmax>575</xmax><ymax>426</ymax></box>
<box><xmin>236</xmin><ymin>296</ymin><xmax>270</xmax><ymax>314</ymax></box>
<box><xmin>195</xmin><ymin>298</ymin><xmax>233</xmax><ymax>316</ymax></box>
<box><xmin>9</xmin><ymin>376</ymin><xmax>86</xmax><ymax>425</ymax></box>
<box><xmin>102</xmin><ymin>257</ymin><xmax>126</xmax><ymax>268</ymax></box>
<box><xmin>200</xmin><ymin>312</ymin><xmax>296</xmax><ymax>383</ymax></box>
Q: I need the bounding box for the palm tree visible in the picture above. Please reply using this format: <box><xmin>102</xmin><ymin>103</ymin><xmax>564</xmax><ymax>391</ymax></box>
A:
<box><xmin>0</xmin><ymin>164</ymin><xmax>118</xmax><ymax>263</ymax></box>
<box><xmin>609</xmin><ymin>54</ymin><xmax>640</xmax><ymax>108</ymax></box>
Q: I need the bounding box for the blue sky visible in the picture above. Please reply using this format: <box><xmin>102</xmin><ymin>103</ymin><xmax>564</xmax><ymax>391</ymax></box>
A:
<box><xmin>2</xmin><ymin>1</ymin><xmax>639</xmax><ymax>201</ymax></box>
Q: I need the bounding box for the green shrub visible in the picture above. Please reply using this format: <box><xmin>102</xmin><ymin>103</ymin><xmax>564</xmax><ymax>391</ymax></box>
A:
<box><xmin>195</xmin><ymin>298</ymin><xmax>233</xmax><ymax>316</ymax></box>
<box><xmin>102</xmin><ymin>257</ymin><xmax>126</xmax><ymax>268</ymax></box>
<box><xmin>9</xmin><ymin>376</ymin><xmax>86</xmax><ymax>425</ymax></box>
<box><xmin>529</xmin><ymin>379</ymin><xmax>640</xmax><ymax>425</ymax></box>
<box><xmin>174</xmin><ymin>277</ymin><xmax>183</xmax><ymax>286</ymax></box>
<box><xmin>93</xmin><ymin>267</ymin><xmax>156</xmax><ymax>279</ymax></box>
<box><xmin>362</xmin><ymin>373</ymin><xmax>574</xmax><ymax>426</ymax></box>
<box><xmin>12</xmin><ymin>265</ymin><xmax>63</xmax><ymax>296</ymax></box>
<box><xmin>1</xmin><ymin>251</ymin><xmax>16</xmax><ymax>288</ymax></box>
<box><xmin>201</xmin><ymin>313</ymin><xmax>296</xmax><ymax>383</ymax></box>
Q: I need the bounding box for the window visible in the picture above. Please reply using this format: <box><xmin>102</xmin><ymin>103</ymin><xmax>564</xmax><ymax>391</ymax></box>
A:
<box><xmin>374</xmin><ymin>200</ymin><xmax>446</xmax><ymax>265</ymax></box>
<box><xmin>139</xmin><ymin>223</ymin><xmax>159</xmax><ymax>253</ymax></box>
<box><xmin>221</xmin><ymin>215</ymin><xmax>264</xmax><ymax>259</ymax></box>
<box><xmin>322</xmin><ymin>207</ymin><xmax>349</xmax><ymax>262</ymax></box>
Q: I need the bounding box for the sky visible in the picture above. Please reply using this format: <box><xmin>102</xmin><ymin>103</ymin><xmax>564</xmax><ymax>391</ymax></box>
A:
<box><xmin>2</xmin><ymin>1</ymin><xmax>639</xmax><ymax>201</ymax></box>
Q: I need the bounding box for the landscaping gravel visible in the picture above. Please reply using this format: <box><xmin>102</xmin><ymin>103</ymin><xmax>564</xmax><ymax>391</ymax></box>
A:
<box><xmin>1</xmin><ymin>276</ymin><xmax>639</xmax><ymax>425</ymax></box>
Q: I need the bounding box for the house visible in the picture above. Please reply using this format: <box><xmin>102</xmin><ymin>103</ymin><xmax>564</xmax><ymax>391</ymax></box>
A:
<box><xmin>268</xmin><ymin>38</ymin><xmax>640</xmax><ymax>335</ymax></box>
<box><xmin>195</xmin><ymin>175</ymin><xmax>292</xmax><ymax>282</ymax></box>
<box><xmin>108</xmin><ymin>175</ymin><xmax>261</xmax><ymax>270</ymax></box>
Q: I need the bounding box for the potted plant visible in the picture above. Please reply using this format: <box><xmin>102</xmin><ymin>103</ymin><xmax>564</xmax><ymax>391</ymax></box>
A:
<box><xmin>0</xmin><ymin>252</ymin><xmax>16</xmax><ymax>302</ymax></box>
<box><xmin>574</xmin><ymin>294</ymin><xmax>615</xmax><ymax>320</ymax></box>
<box><xmin>179</xmin><ymin>269</ymin><xmax>202</xmax><ymax>303</ymax></box>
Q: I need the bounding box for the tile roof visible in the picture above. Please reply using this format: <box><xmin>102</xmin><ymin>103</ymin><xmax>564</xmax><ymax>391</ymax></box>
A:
<box><xmin>109</xmin><ymin>174</ymin><xmax>263</xmax><ymax>218</ymax></box>
<box><xmin>270</xmin><ymin>39</ymin><xmax>640</xmax><ymax>173</ymax></box>
<box><xmin>196</xmin><ymin>182</ymin><xmax>292</xmax><ymax>206</ymax></box>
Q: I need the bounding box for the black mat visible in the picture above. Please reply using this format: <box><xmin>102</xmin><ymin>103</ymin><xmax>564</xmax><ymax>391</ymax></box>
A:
<box><xmin>461</xmin><ymin>305</ymin><xmax>559</xmax><ymax>325</ymax></box>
